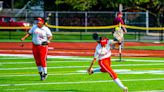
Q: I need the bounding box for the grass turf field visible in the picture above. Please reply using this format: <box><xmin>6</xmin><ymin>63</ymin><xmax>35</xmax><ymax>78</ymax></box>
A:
<box><xmin>0</xmin><ymin>55</ymin><xmax>164</xmax><ymax>92</ymax></box>
<box><xmin>0</xmin><ymin>31</ymin><xmax>139</xmax><ymax>42</ymax></box>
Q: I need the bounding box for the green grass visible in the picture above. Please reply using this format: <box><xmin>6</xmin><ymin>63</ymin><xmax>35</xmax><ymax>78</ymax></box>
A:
<box><xmin>125</xmin><ymin>46</ymin><xmax>164</xmax><ymax>50</ymax></box>
<box><xmin>0</xmin><ymin>55</ymin><xmax>164</xmax><ymax>92</ymax></box>
<box><xmin>0</xmin><ymin>31</ymin><xmax>137</xmax><ymax>42</ymax></box>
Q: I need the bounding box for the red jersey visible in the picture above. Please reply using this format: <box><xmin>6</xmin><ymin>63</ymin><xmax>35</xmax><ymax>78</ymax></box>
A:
<box><xmin>113</xmin><ymin>17</ymin><xmax>125</xmax><ymax>25</ymax></box>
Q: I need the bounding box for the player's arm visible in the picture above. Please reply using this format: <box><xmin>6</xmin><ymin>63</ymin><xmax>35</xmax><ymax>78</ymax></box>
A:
<box><xmin>21</xmin><ymin>25</ymin><xmax>35</xmax><ymax>41</ymax></box>
<box><xmin>46</xmin><ymin>27</ymin><xmax>53</xmax><ymax>43</ymax></box>
<box><xmin>47</xmin><ymin>36</ymin><xmax>53</xmax><ymax>43</ymax></box>
<box><xmin>87</xmin><ymin>58</ymin><xmax>96</xmax><ymax>75</ymax></box>
<box><xmin>88</xmin><ymin>48</ymin><xmax>98</xmax><ymax>74</ymax></box>
<box><xmin>122</xmin><ymin>26</ymin><xmax>127</xmax><ymax>33</ymax></box>
<box><xmin>21</xmin><ymin>33</ymin><xmax>30</xmax><ymax>41</ymax></box>
<box><xmin>119</xmin><ymin>20</ymin><xmax>127</xmax><ymax>33</ymax></box>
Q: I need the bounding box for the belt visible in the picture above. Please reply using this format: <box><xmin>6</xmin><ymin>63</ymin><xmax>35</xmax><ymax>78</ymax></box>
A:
<box><xmin>33</xmin><ymin>44</ymin><xmax>47</xmax><ymax>46</ymax></box>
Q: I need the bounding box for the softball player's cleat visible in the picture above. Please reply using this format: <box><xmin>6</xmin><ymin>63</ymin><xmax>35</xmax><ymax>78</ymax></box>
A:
<box><xmin>42</xmin><ymin>74</ymin><xmax>48</xmax><ymax>80</ymax></box>
<box><xmin>39</xmin><ymin>72</ymin><xmax>43</xmax><ymax>81</ymax></box>
<box><xmin>123</xmin><ymin>87</ymin><xmax>128</xmax><ymax>92</ymax></box>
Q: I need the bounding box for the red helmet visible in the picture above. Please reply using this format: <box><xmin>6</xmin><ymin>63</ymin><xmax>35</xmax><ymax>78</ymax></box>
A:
<box><xmin>100</xmin><ymin>38</ymin><xmax>108</xmax><ymax>46</ymax></box>
<box><xmin>37</xmin><ymin>17</ymin><xmax>44</xmax><ymax>23</ymax></box>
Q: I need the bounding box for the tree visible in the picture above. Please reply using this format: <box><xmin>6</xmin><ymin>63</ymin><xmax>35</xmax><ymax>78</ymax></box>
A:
<box><xmin>55</xmin><ymin>0</ymin><xmax>97</xmax><ymax>11</ymax></box>
<box><xmin>121</xmin><ymin>0</ymin><xmax>163</xmax><ymax>26</ymax></box>
<box><xmin>14</xmin><ymin>0</ymin><xmax>29</xmax><ymax>8</ymax></box>
<box><xmin>11</xmin><ymin>0</ymin><xmax>163</xmax><ymax>26</ymax></box>
<box><xmin>52</xmin><ymin>0</ymin><xmax>164</xmax><ymax>26</ymax></box>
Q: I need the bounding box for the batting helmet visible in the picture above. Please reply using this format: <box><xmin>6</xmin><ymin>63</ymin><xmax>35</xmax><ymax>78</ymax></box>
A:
<box><xmin>100</xmin><ymin>37</ymin><xmax>108</xmax><ymax>46</ymax></box>
<box><xmin>36</xmin><ymin>17</ymin><xmax>44</xmax><ymax>23</ymax></box>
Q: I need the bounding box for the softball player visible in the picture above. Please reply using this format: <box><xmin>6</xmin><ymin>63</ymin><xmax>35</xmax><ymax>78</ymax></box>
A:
<box><xmin>112</xmin><ymin>12</ymin><xmax>127</xmax><ymax>49</ymax></box>
<box><xmin>21</xmin><ymin>17</ymin><xmax>53</xmax><ymax>80</ymax></box>
<box><xmin>87</xmin><ymin>37</ymin><xmax>128</xmax><ymax>92</ymax></box>
<box><xmin>113</xmin><ymin>12</ymin><xmax>127</xmax><ymax>33</ymax></box>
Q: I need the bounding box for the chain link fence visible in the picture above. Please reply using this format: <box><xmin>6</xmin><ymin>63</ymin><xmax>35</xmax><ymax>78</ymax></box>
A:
<box><xmin>0</xmin><ymin>10</ymin><xmax>163</xmax><ymax>42</ymax></box>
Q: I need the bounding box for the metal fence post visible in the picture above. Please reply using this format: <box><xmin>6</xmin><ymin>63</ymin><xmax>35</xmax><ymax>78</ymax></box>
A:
<box><xmin>146</xmin><ymin>10</ymin><xmax>149</xmax><ymax>34</ymax></box>
<box><xmin>55</xmin><ymin>11</ymin><xmax>59</xmax><ymax>32</ymax></box>
<box><xmin>138</xmin><ymin>31</ymin><xmax>141</xmax><ymax>41</ymax></box>
<box><xmin>160</xmin><ymin>30</ymin><xmax>163</xmax><ymax>41</ymax></box>
<box><xmin>85</xmin><ymin>12</ymin><xmax>87</xmax><ymax>32</ymax></box>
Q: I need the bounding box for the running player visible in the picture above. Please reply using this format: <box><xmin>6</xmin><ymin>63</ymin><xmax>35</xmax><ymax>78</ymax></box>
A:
<box><xmin>87</xmin><ymin>37</ymin><xmax>128</xmax><ymax>92</ymax></box>
<box><xmin>21</xmin><ymin>17</ymin><xmax>53</xmax><ymax>80</ymax></box>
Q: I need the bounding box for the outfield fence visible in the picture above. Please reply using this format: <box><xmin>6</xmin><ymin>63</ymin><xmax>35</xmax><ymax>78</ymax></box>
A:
<box><xmin>0</xmin><ymin>11</ymin><xmax>163</xmax><ymax>42</ymax></box>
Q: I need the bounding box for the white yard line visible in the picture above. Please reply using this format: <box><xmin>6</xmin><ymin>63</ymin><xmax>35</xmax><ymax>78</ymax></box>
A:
<box><xmin>0</xmin><ymin>72</ymin><xmax>85</xmax><ymax>77</ymax></box>
<box><xmin>0</xmin><ymin>66</ymin><xmax>90</xmax><ymax>70</ymax></box>
<box><xmin>0</xmin><ymin>78</ymin><xmax>164</xmax><ymax>87</ymax></box>
<box><xmin>0</xmin><ymin>50</ymin><xmax>150</xmax><ymax>56</ymax></box>
<box><xmin>1</xmin><ymin>63</ymin><xmax>164</xmax><ymax>70</ymax></box>
<box><xmin>1</xmin><ymin>69</ymin><xmax>164</xmax><ymax>78</ymax></box>
<box><xmin>113</xmin><ymin>63</ymin><xmax>164</xmax><ymax>66</ymax></box>
<box><xmin>133</xmin><ymin>90</ymin><xmax>164</xmax><ymax>92</ymax></box>
<box><xmin>0</xmin><ymin>54</ymin><xmax>164</xmax><ymax>62</ymax></box>
<box><xmin>3</xmin><ymin>88</ymin><xmax>25</xmax><ymax>91</ymax></box>
<box><xmin>77</xmin><ymin>69</ymin><xmax>164</xmax><ymax>74</ymax></box>
<box><xmin>1</xmin><ymin>59</ymin><xmax>164</xmax><ymax>65</ymax></box>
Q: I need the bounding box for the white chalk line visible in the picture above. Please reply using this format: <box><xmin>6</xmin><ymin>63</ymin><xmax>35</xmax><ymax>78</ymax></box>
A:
<box><xmin>0</xmin><ymin>78</ymin><xmax>164</xmax><ymax>87</ymax></box>
<box><xmin>0</xmin><ymin>58</ymin><xmax>164</xmax><ymax>65</ymax></box>
<box><xmin>1</xmin><ymin>69</ymin><xmax>164</xmax><ymax>78</ymax></box>
<box><xmin>1</xmin><ymin>54</ymin><xmax>164</xmax><ymax>91</ymax></box>
<box><xmin>77</xmin><ymin>69</ymin><xmax>164</xmax><ymax>74</ymax></box>
<box><xmin>133</xmin><ymin>90</ymin><xmax>164</xmax><ymax>92</ymax></box>
<box><xmin>0</xmin><ymin>72</ymin><xmax>85</xmax><ymax>77</ymax></box>
<box><xmin>0</xmin><ymin>66</ymin><xmax>90</xmax><ymax>70</ymax></box>
<box><xmin>0</xmin><ymin>54</ymin><xmax>164</xmax><ymax>62</ymax></box>
<box><xmin>1</xmin><ymin>63</ymin><xmax>164</xmax><ymax>70</ymax></box>
<box><xmin>0</xmin><ymin>50</ymin><xmax>151</xmax><ymax>56</ymax></box>
<box><xmin>3</xmin><ymin>88</ymin><xmax>25</xmax><ymax>91</ymax></box>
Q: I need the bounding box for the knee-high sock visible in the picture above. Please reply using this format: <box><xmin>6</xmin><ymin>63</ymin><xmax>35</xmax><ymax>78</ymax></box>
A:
<box><xmin>114</xmin><ymin>78</ymin><xmax>126</xmax><ymax>89</ymax></box>
<box><xmin>38</xmin><ymin>66</ymin><xmax>43</xmax><ymax>72</ymax></box>
<box><xmin>43</xmin><ymin>67</ymin><xmax>47</xmax><ymax>74</ymax></box>
<box><xmin>93</xmin><ymin>68</ymin><xmax>101</xmax><ymax>73</ymax></box>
